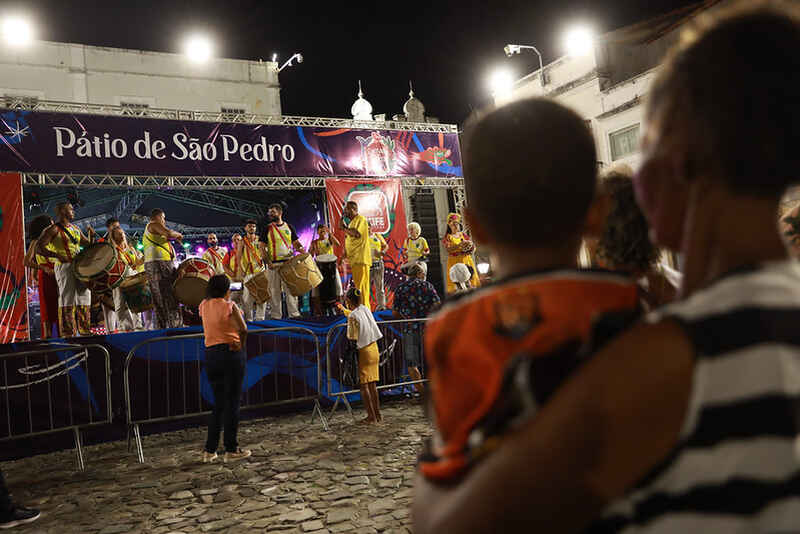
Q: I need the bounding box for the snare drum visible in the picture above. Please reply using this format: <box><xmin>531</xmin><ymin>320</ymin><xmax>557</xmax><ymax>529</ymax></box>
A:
<box><xmin>120</xmin><ymin>272</ymin><xmax>153</xmax><ymax>313</ymax></box>
<box><xmin>279</xmin><ymin>253</ymin><xmax>323</xmax><ymax>296</ymax></box>
<box><xmin>73</xmin><ymin>242</ymin><xmax>127</xmax><ymax>294</ymax></box>
<box><xmin>315</xmin><ymin>254</ymin><xmax>340</xmax><ymax>303</ymax></box>
<box><xmin>173</xmin><ymin>258</ymin><xmax>215</xmax><ymax>307</ymax></box>
<box><xmin>243</xmin><ymin>270</ymin><xmax>270</xmax><ymax>304</ymax></box>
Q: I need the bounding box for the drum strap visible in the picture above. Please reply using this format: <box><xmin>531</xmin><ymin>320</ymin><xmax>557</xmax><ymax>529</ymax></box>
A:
<box><xmin>207</xmin><ymin>247</ymin><xmax>223</xmax><ymax>264</ymax></box>
<box><xmin>243</xmin><ymin>237</ymin><xmax>261</xmax><ymax>275</ymax></box>
<box><xmin>143</xmin><ymin>231</ymin><xmax>174</xmax><ymax>260</ymax></box>
<box><xmin>269</xmin><ymin>223</ymin><xmax>293</xmax><ymax>261</ymax></box>
<box><xmin>56</xmin><ymin>224</ymin><xmax>77</xmax><ymax>263</ymax></box>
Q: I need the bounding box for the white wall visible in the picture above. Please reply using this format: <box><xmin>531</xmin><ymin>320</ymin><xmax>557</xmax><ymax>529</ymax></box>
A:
<box><xmin>0</xmin><ymin>40</ymin><xmax>281</xmax><ymax>115</ymax></box>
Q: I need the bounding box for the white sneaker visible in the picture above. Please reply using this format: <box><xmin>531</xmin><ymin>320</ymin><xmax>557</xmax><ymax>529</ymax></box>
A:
<box><xmin>202</xmin><ymin>451</ymin><xmax>218</xmax><ymax>463</ymax></box>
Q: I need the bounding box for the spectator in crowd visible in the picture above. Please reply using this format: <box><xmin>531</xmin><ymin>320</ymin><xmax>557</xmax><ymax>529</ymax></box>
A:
<box><xmin>24</xmin><ymin>214</ymin><xmax>59</xmax><ymax>339</ymax></box>
<box><xmin>0</xmin><ymin>469</ymin><xmax>39</xmax><ymax>528</ymax></box>
<box><xmin>595</xmin><ymin>167</ymin><xmax>678</xmax><ymax>310</ymax></box>
<box><xmin>199</xmin><ymin>275</ymin><xmax>251</xmax><ymax>463</ymax></box>
<box><xmin>338</xmin><ymin>287</ymin><xmax>383</xmax><ymax>423</ymax></box>
<box><xmin>393</xmin><ymin>263</ymin><xmax>440</xmax><ymax>395</ymax></box>
<box><xmin>416</xmin><ymin>97</ymin><xmax>639</xmax><ymax>485</ymax></box>
<box><xmin>414</xmin><ymin>3</ymin><xmax>800</xmax><ymax>532</ymax></box>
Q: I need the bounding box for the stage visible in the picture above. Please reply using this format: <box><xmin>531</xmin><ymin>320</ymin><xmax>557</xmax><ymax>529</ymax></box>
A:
<box><xmin>0</xmin><ymin>310</ymin><xmax>424</xmax><ymax>462</ymax></box>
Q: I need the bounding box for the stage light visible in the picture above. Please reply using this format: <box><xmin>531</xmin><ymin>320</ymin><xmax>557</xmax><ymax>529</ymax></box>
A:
<box><xmin>136</xmin><ymin>243</ymin><xmax>144</xmax><ymax>250</ymax></box>
<box><xmin>2</xmin><ymin>16</ymin><xmax>34</xmax><ymax>47</ymax></box>
<box><xmin>183</xmin><ymin>242</ymin><xmax>190</xmax><ymax>249</ymax></box>
<box><xmin>564</xmin><ymin>25</ymin><xmax>595</xmax><ymax>57</ymax></box>
<box><xmin>196</xmin><ymin>246</ymin><xmax>205</xmax><ymax>254</ymax></box>
<box><xmin>489</xmin><ymin>68</ymin><xmax>514</xmax><ymax>96</ymax></box>
<box><xmin>477</xmin><ymin>262</ymin><xmax>490</xmax><ymax>275</ymax></box>
<box><xmin>185</xmin><ymin>34</ymin><xmax>212</xmax><ymax>63</ymax></box>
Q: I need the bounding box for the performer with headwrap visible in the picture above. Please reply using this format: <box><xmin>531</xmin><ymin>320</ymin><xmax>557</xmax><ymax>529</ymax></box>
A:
<box><xmin>442</xmin><ymin>213</ymin><xmax>480</xmax><ymax>294</ymax></box>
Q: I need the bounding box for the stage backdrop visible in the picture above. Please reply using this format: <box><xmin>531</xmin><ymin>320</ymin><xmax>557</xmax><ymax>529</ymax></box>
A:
<box><xmin>326</xmin><ymin>179</ymin><xmax>408</xmax><ymax>309</ymax></box>
<box><xmin>0</xmin><ymin>109</ymin><xmax>462</xmax><ymax>178</ymax></box>
<box><xmin>0</xmin><ymin>172</ymin><xmax>28</xmax><ymax>342</ymax></box>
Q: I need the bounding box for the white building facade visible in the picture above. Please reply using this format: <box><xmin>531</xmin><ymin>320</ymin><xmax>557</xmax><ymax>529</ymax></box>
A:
<box><xmin>495</xmin><ymin>1</ymin><xmax>728</xmax><ymax>170</ymax></box>
<box><xmin>0</xmin><ymin>40</ymin><xmax>281</xmax><ymax>115</ymax></box>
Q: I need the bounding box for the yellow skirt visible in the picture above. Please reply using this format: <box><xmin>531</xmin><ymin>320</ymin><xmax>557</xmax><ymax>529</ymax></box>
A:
<box><xmin>358</xmin><ymin>342</ymin><xmax>380</xmax><ymax>384</ymax></box>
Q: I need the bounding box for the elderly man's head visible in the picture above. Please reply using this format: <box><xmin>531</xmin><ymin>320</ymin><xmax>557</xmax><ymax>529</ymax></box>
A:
<box><xmin>409</xmin><ymin>263</ymin><xmax>427</xmax><ymax>280</ymax></box>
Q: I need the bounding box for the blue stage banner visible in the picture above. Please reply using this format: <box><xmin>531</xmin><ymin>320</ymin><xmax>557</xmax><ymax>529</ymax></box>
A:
<box><xmin>0</xmin><ymin>109</ymin><xmax>462</xmax><ymax>178</ymax></box>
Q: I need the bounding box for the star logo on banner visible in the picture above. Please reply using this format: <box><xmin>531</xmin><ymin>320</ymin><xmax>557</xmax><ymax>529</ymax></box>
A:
<box><xmin>3</xmin><ymin>121</ymin><xmax>30</xmax><ymax>142</ymax></box>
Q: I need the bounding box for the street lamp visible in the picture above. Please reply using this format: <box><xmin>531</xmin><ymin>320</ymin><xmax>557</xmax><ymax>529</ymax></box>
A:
<box><xmin>504</xmin><ymin>44</ymin><xmax>548</xmax><ymax>85</ymax></box>
<box><xmin>488</xmin><ymin>68</ymin><xmax>514</xmax><ymax>97</ymax></box>
<box><xmin>185</xmin><ymin>34</ymin><xmax>213</xmax><ymax>63</ymax></box>
<box><xmin>564</xmin><ymin>26</ymin><xmax>595</xmax><ymax>57</ymax></box>
<box><xmin>2</xmin><ymin>16</ymin><xmax>34</xmax><ymax>47</ymax></box>
<box><xmin>276</xmin><ymin>52</ymin><xmax>303</xmax><ymax>73</ymax></box>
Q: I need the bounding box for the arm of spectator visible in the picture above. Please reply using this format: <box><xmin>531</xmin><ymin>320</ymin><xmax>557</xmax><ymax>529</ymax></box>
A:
<box><xmin>230</xmin><ymin>302</ymin><xmax>248</xmax><ymax>351</ymax></box>
<box><xmin>412</xmin><ymin>319</ymin><xmax>694</xmax><ymax>534</ymax></box>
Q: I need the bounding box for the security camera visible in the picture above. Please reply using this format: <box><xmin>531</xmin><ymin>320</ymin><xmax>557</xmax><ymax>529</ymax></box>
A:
<box><xmin>295</xmin><ymin>53</ymin><xmax>303</xmax><ymax>64</ymax></box>
<box><xmin>504</xmin><ymin>44</ymin><xmax>520</xmax><ymax>57</ymax></box>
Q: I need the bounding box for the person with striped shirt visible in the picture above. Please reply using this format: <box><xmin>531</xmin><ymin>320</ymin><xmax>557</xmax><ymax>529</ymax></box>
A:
<box><xmin>413</xmin><ymin>3</ymin><xmax>800</xmax><ymax>532</ymax></box>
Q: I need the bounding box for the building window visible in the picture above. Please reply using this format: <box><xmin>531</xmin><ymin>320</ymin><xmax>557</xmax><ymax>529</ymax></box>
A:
<box><xmin>609</xmin><ymin>124</ymin><xmax>640</xmax><ymax>161</ymax></box>
<box><xmin>120</xmin><ymin>102</ymin><xmax>150</xmax><ymax>116</ymax></box>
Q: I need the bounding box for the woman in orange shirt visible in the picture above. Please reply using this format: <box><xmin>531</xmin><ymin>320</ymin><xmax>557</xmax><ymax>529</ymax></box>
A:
<box><xmin>198</xmin><ymin>275</ymin><xmax>251</xmax><ymax>463</ymax></box>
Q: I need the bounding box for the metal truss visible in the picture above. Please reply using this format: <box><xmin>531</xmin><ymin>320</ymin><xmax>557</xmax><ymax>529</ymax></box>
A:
<box><xmin>22</xmin><ymin>173</ymin><xmax>464</xmax><ymax>190</ymax></box>
<box><xmin>151</xmin><ymin>190</ymin><xmax>266</xmax><ymax>219</ymax></box>
<box><xmin>112</xmin><ymin>190</ymin><xmax>152</xmax><ymax>224</ymax></box>
<box><xmin>3</xmin><ymin>97</ymin><xmax>458</xmax><ymax>133</ymax></box>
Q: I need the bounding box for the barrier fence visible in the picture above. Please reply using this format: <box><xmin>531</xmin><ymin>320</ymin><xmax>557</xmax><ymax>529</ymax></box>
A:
<box><xmin>124</xmin><ymin>327</ymin><xmax>328</xmax><ymax>463</ymax></box>
<box><xmin>0</xmin><ymin>344</ymin><xmax>113</xmax><ymax>471</ymax></box>
<box><xmin>324</xmin><ymin>318</ymin><xmax>429</xmax><ymax>421</ymax></box>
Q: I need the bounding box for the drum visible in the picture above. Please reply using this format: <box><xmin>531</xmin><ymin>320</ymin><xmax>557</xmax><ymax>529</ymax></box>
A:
<box><xmin>173</xmin><ymin>258</ymin><xmax>215</xmax><ymax>307</ymax></box>
<box><xmin>315</xmin><ymin>254</ymin><xmax>340</xmax><ymax>303</ymax></box>
<box><xmin>243</xmin><ymin>270</ymin><xmax>270</xmax><ymax>305</ymax></box>
<box><xmin>279</xmin><ymin>253</ymin><xmax>323</xmax><ymax>296</ymax></box>
<box><xmin>73</xmin><ymin>242</ymin><xmax>127</xmax><ymax>294</ymax></box>
<box><xmin>120</xmin><ymin>272</ymin><xmax>153</xmax><ymax>313</ymax></box>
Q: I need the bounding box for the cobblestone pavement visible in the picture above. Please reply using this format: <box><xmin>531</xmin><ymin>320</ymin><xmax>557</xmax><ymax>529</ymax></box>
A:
<box><xmin>5</xmin><ymin>401</ymin><xmax>430</xmax><ymax>534</ymax></box>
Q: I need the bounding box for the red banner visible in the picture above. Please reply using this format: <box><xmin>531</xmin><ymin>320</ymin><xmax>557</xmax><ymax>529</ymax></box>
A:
<box><xmin>0</xmin><ymin>173</ymin><xmax>28</xmax><ymax>342</ymax></box>
<box><xmin>326</xmin><ymin>179</ymin><xmax>408</xmax><ymax>309</ymax></box>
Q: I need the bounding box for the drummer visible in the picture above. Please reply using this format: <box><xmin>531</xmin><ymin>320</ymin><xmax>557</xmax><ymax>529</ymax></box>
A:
<box><xmin>101</xmin><ymin>218</ymin><xmax>122</xmax><ymax>333</ymax></box>
<box><xmin>237</xmin><ymin>220</ymin><xmax>268</xmax><ymax>321</ymax></box>
<box><xmin>109</xmin><ymin>224</ymin><xmax>144</xmax><ymax>332</ymax></box>
<box><xmin>260</xmin><ymin>204</ymin><xmax>305</xmax><ymax>320</ymax></box>
<box><xmin>203</xmin><ymin>234</ymin><xmax>226</xmax><ymax>275</ymax></box>
<box><xmin>310</xmin><ymin>224</ymin><xmax>344</xmax><ymax>312</ymax></box>
<box><xmin>36</xmin><ymin>202</ymin><xmax>96</xmax><ymax>338</ymax></box>
<box><xmin>143</xmin><ymin>209</ymin><xmax>184</xmax><ymax>329</ymax></box>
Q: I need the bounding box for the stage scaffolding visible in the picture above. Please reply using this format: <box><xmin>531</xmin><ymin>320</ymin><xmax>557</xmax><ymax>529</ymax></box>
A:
<box><xmin>14</xmin><ymin>98</ymin><xmax>468</xmax><ymax>219</ymax></box>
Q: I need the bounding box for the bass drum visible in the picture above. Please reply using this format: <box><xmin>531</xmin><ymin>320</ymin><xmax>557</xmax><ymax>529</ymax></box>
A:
<box><xmin>73</xmin><ymin>242</ymin><xmax>127</xmax><ymax>294</ymax></box>
<box><xmin>279</xmin><ymin>253</ymin><xmax>323</xmax><ymax>296</ymax></box>
<box><xmin>173</xmin><ymin>258</ymin><xmax>215</xmax><ymax>307</ymax></box>
<box><xmin>315</xmin><ymin>254</ymin><xmax>340</xmax><ymax>304</ymax></box>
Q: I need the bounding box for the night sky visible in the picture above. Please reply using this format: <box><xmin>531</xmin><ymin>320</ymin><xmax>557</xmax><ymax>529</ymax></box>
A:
<box><xmin>11</xmin><ymin>0</ymin><xmax>700</xmax><ymax>124</ymax></box>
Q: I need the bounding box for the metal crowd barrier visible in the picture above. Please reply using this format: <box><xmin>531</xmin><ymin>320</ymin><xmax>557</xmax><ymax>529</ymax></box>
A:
<box><xmin>0</xmin><ymin>344</ymin><xmax>113</xmax><ymax>471</ymax></box>
<box><xmin>124</xmin><ymin>327</ymin><xmax>328</xmax><ymax>463</ymax></box>
<box><xmin>325</xmin><ymin>318</ymin><xmax>428</xmax><ymax>421</ymax></box>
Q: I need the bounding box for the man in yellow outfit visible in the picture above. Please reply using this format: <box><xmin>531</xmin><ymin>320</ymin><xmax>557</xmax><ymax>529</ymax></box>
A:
<box><xmin>341</xmin><ymin>201</ymin><xmax>372</xmax><ymax>310</ymax></box>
